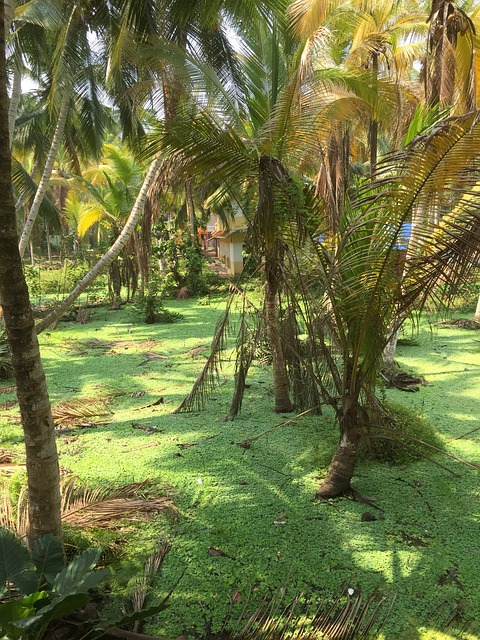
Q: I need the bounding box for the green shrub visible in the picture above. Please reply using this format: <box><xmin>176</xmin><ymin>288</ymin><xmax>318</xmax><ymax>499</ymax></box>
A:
<box><xmin>359</xmin><ymin>400</ymin><xmax>444</xmax><ymax>464</ymax></box>
<box><xmin>24</xmin><ymin>261</ymin><xmax>106</xmax><ymax>299</ymax></box>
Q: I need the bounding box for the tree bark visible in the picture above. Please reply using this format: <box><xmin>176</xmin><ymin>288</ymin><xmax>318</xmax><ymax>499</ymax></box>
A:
<box><xmin>264</xmin><ymin>273</ymin><xmax>293</xmax><ymax>413</ymax></box>
<box><xmin>36</xmin><ymin>157</ymin><xmax>164</xmax><ymax>333</ymax></box>
<box><xmin>8</xmin><ymin>61</ymin><xmax>21</xmax><ymax>146</ymax></box>
<box><xmin>316</xmin><ymin>402</ymin><xmax>358</xmax><ymax>499</ymax></box>
<box><xmin>18</xmin><ymin>87</ymin><xmax>71</xmax><ymax>258</ymax></box>
<box><xmin>0</xmin><ymin>2</ymin><xmax>62</xmax><ymax>545</ymax></box>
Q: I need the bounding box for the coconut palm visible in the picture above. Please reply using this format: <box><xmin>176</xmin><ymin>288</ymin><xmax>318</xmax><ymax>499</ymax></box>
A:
<box><xmin>315</xmin><ymin>110</ymin><xmax>480</xmax><ymax>497</ymax></box>
<box><xmin>16</xmin><ymin>0</ymin><xmax>111</xmax><ymax>258</ymax></box>
<box><xmin>63</xmin><ymin>142</ymin><xmax>147</xmax><ymax>302</ymax></box>
<box><xmin>153</xmin><ymin>12</ymin><xmax>391</xmax><ymax>414</ymax></box>
<box><xmin>0</xmin><ymin>1</ymin><xmax>62</xmax><ymax>544</ymax></box>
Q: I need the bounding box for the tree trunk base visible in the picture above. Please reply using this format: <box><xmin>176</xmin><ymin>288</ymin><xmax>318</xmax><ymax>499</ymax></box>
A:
<box><xmin>274</xmin><ymin>402</ymin><xmax>294</xmax><ymax>414</ymax></box>
<box><xmin>316</xmin><ymin>442</ymin><xmax>356</xmax><ymax>499</ymax></box>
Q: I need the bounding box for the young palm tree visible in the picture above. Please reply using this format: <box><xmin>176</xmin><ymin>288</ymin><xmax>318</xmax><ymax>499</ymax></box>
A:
<box><xmin>65</xmin><ymin>143</ymin><xmax>146</xmax><ymax>302</ymax></box>
<box><xmin>315</xmin><ymin>110</ymin><xmax>480</xmax><ymax>497</ymax></box>
<box><xmin>152</xmin><ymin>9</ymin><xmax>402</xmax><ymax>416</ymax></box>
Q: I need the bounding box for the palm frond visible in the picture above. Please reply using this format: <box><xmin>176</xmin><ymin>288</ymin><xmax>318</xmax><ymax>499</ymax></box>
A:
<box><xmin>173</xmin><ymin>295</ymin><xmax>234</xmax><ymax>413</ymax></box>
<box><xmin>223</xmin><ymin>589</ymin><xmax>396</xmax><ymax>640</ymax></box>
<box><xmin>130</xmin><ymin>540</ymin><xmax>171</xmax><ymax>632</ymax></box>
<box><xmin>51</xmin><ymin>398</ymin><xmax>113</xmax><ymax>427</ymax></box>
<box><xmin>0</xmin><ymin>477</ymin><xmax>177</xmax><ymax>538</ymax></box>
<box><xmin>60</xmin><ymin>477</ymin><xmax>177</xmax><ymax>529</ymax></box>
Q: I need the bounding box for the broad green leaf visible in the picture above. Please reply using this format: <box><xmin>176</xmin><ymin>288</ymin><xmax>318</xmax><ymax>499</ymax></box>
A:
<box><xmin>52</xmin><ymin>549</ymin><xmax>109</xmax><ymax>596</ymax></box>
<box><xmin>91</xmin><ymin>602</ymin><xmax>169</xmax><ymax>635</ymax></box>
<box><xmin>0</xmin><ymin>528</ymin><xmax>37</xmax><ymax>596</ymax></box>
<box><xmin>32</xmin><ymin>534</ymin><xmax>65</xmax><ymax>586</ymax></box>
<box><xmin>0</xmin><ymin>591</ymin><xmax>49</xmax><ymax>638</ymax></box>
<box><xmin>17</xmin><ymin>592</ymin><xmax>90</xmax><ymax>628</ymax></box>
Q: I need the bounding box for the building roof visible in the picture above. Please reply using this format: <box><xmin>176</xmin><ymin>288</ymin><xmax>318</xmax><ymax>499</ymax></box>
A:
<box><xmin>207</xmin><ymin>228</ymin><xmax>247</xmax><ymax>242</ymax></box>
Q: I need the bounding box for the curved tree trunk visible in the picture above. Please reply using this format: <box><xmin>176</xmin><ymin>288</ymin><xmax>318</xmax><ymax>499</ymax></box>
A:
<box><xmin>0</xmin><ymin>4</ymin><xmax>62</xmax><ymax>545</ymax></box>
<box><xmin>36</xmin><ymin>156</ymin><xmax>164</xmax><ymax>333</ymax></box>
<box><xmin>18</xmin><ymin>87</ymin><xmax>71</xmax><ymax>258</ymax></box>
<box><xmin>8</xmin><ymin>62</ymin><xmax>21</xmax><ymax>145</ymax></box>
<box><xmin>316</xmin><ymin>401</ymin><xmax>359</xmax><ymax>499</ymax></box>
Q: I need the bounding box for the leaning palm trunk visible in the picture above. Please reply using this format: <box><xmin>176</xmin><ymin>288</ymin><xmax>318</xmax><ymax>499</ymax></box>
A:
<box><xmin>8</xmin><ymin>62</ymin><xmax>21</xmax><ymax>146</ymax></box>
<box><xmin>36</xmin><ymin>156</ymin><xmax>164</xmax><ymax>333</ymax></box>
<box><xmin>0</xmin><ymin>5</ymin><xmax>62</xmax><ymax>545</ymax></box>
<box><xmin>18</xmin><ymin>87</ymin><xmax>71</xmax><ymax>258</ymax></box>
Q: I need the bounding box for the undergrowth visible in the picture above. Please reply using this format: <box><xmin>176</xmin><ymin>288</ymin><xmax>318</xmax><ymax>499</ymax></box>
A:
<box><xmin>0</xmin><ymin>301</ymin><xmax>478</xmax><ymax>639</ymax></box>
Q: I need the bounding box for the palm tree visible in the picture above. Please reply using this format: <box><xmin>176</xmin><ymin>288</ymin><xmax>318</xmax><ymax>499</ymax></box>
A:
<box><xmin>156</xmin><ymin>12</ymin><xmax>389</xmax><ymax>414</ymax></box>
<box><xmin>315</xmin><ymin>110</ymin><xmax>480</xmax><ymax>497</ymax></box>
<box><xmin>16</xmin><ymin>0</ymin><xmax>111</xmax><ymax>258</ymax></box>
<box><xmin>0</xmin><ymin>1</ymin><xmax>62</xmax><ymax>545</ymax></box>
<box><xmin>65</xmin><ymin>143</ymin><xmax>147</xmax><ymax>302</ymax></box>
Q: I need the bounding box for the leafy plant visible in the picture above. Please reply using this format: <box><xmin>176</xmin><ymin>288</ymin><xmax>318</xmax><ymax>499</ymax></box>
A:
<box><xmin>0</xmin><ymin>528</ymin><xmax>106</xmax><ymax>639</ymax></box>
<box><xmin>358</xmin><ymin>400</ymin><xmax>444</xmax><ymax>464</ymax></box>
<box><xmin>136</xmin><ymin>274</ymin><xmax>183</xmax><ymax>324</ymax></box>
<box><xmin>0</xmin><ymin>529</ymin><xmax>168</xmax><ymax>640</ymax></box>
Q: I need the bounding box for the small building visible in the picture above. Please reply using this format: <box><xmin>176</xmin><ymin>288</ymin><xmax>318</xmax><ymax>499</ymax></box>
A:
<box><xmin>206</xmin><ymin>209</ymin><xmax>247</xmax><ymax>276</ymax></box>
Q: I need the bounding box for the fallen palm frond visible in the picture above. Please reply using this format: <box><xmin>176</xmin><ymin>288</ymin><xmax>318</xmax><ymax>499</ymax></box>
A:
<box><xmin>0</xmin><ymin>476</ymin><xmax>177</xmax><ymax>538</ymax></box>
<box><xmin>60</xmin><ymin>476</ymin><xmax>178</xmax><ymax>528</ymax></box>
<box><xmin>130</xmin><ymin>540</ymin><xmax>171</xmax><ymax>633</ymax></box>
<box><xmin>51</xmin><ymin>398</ymin><xmax>113</xmax><ymax>426</ymax></box>
<box><xmin>64</xmin><ymin>338</ymin><xmax>115</xmax><ymax>353</ymax></box>
<box><xmin>0</xmin><ymin>449</ymin><xmax>26</xmax><ymax>477</ymax></box>
<box><xmin>0</xmin><ymin>450</ymin><xmax>21</xmax><ymax>465</ymax></box>
<box><xmin>221</xmin><ymin>589</ymin><xmax>396</xmax><ymax>640</ymax></box>
<box><xmin>0</xmin><ymin>385</ymin><xmax>16</xmax><ymax>394</ymax></box>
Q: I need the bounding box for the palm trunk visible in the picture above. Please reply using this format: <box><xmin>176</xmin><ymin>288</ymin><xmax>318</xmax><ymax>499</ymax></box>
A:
<box><xmin>0</xmin><ymin>4</ymin><xmax>62</xmax><ymax>545</ymax></box>
<box><xmin>316</xmin><ymin>398</ymin><xmax>359</xmax><ymax>498</ymax></box>
<box><xmin>264</xmin><ymin>274</ymin><xmax>293</xmax><ymax>413</ymax></box>
<box><xmin>36</xmin><ymin>156</ymin><xmax>164</xmax><ymax>333</ymax></box>
<box><xmin>18</xmin><ymin>87</ymin><xmax>71</xmax><ymax>258</ymax></box>
<box><xmin>8</xmin><ymin>61</ymin><xmax>21</xmax><ymax>146</ymax></box>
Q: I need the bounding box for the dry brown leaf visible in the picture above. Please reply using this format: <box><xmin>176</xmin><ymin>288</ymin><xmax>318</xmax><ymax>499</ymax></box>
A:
<box><xmin>52</xmin><ymin>398</ymin><xmax>113</xmax><ymax>426</ymax></box>
<box><xmin>0</xmin><ymin>385</ymin><xmax>16</xmax><ymax>394</ymax></box>
<box><xmin>0</xmin><ymin>400</ymin><xmax>17</xmax><ymax>411</ymax></box>
<box><xmin>60</xmin><ymin>476</ymin><xmax>177</xmax><ymax>528</ymax></box>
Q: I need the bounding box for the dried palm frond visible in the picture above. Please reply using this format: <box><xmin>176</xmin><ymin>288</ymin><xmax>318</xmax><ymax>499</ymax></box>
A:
<box><xmin>0</xmin><ymin>385</ymin><xmax>15</xmax><ymax>394</ymax></box>
<box><xmin>60</xmin><ymin>476</ymin><xmax>177</xmax><ymax>528</ymax></box>
<box><xmin>222</xmin><ymin>589</ymin><xmax>396</xmax><ymax>640</ymax></box>
<box><xmin>0</xmin><ymin>476</ymin><xmax>177</xmax><ymax>538</ymax></box>
<box><xmin>0</xmin><ymin>449</ymin><xmax>25</xmax><ymax>477</ymax></box>
<box><xmin>52</xmin><ymin>398</ymin><xmax>113</xmax><ymax>427</ymax></box>
<box><xmin>173</xmin><ymin>294</ymin><xmax>234</xmax><ymax>414</ymax></box>
<box><xmin>130</xmin><ymin>540</ymin><xmax>171</xmax><ymax>633</ymax></box>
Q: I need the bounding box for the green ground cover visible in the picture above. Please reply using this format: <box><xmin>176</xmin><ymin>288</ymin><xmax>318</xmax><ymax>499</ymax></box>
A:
<box><xmin>0</xmin><ymin>300</ymin><xmax>479</xmax><ymax>639</ymax></box>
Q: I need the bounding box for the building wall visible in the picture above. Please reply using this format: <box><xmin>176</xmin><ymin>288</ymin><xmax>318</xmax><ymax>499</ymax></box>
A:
<box><xmin>218</xmin><ymin>231</ymin><xmax>245</xmax><ymax>275</ymax></box>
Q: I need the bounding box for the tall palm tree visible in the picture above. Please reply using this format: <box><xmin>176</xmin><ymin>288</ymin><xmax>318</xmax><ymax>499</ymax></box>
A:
<box><xmin>16</xmin><ymin>0</ymin><xmax>111</xmax><ymax>258</ymax></box>
<box><xmin>0</xmin><ymin>0</ymin><xmax>62</xmax><ymax>545</ymax></box>
<box><xmin>155</xmin><ymin>13</ymin><xmax>388</xmax><ymax>414</ymax></box>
